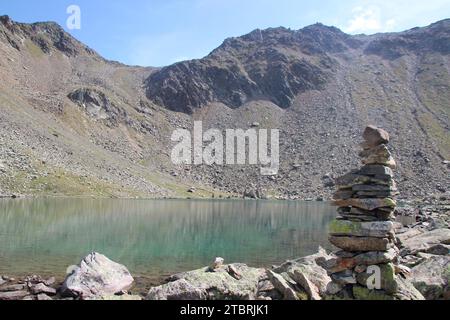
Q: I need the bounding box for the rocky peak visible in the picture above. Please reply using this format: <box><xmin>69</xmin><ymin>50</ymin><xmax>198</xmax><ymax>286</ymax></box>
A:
<box><xmin>0</xmin><ymin>15</ymin><xmax>13</xmax><ymax>29</ymax></box>
<box><xmin>145</xmin><ymin>24</ymin><xmax>344</xmax><ymax>114</ymax></box>
<box><xmin>0</xmin><ymin>16</ymin><xmax>98</xmax><ymax>57</ymax></box>
<box><xmin>364</xmin><ymin>19</ymin><xmax>450</xmax><ymax>58</ymax></box>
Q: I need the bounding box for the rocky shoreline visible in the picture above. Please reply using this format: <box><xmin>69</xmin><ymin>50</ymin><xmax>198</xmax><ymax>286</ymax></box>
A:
<box><xmin>1</xmin><ymin>127</ymin><xmax>448</xmax><ymax>301</ymax></box>
<box><xmin>0</xmin><ymin>212</ymin><xmax>448</xmax><ymax>301</ymax></box>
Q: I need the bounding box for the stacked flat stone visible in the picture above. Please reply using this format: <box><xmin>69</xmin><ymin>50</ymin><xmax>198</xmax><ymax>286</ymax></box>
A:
<box><xmin>327</xmin><ymin>126</ymin><xmax>400</xmax><ymax>298</ymax></box>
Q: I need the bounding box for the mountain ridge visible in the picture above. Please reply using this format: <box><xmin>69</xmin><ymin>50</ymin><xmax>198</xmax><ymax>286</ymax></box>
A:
<box><xmin>0</xmin><ymin>15</ymin><xmax>449</xmax><ymax>199</ymax></box>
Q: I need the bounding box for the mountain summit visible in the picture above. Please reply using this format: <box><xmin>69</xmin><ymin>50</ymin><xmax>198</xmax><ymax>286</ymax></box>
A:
<box><xmin>145</xmin><ymin>20</ymin><xmax>450</xmax><ymax>113</ymax></box>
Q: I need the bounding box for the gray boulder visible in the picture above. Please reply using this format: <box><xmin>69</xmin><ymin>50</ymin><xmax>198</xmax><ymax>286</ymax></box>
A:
<box><xmin>60</xmin><ymin>252</ymin><xmax>134</xmax><ymax>299</ymax></box>
<box><xmin>147</xmin><ymin>263</ymin><xmax>265</xmax><ymax>300</ymax></box>
<box><xmin>410</xmin><ymin>255</ymin><xmax>449</xmax><ymax>300</ymax></box>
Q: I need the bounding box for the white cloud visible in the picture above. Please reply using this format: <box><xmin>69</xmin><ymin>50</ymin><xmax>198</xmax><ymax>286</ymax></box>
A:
<box><xmin>344</xmin><ymin>6</ymin><xmax>397</xmax><ymax>34</ymax></box>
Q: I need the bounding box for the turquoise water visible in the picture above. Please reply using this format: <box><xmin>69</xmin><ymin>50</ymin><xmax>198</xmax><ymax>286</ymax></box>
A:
<box><xmin>0</xmin><ymin>199</ymin><xmax>335</xmax><ymax>282</ymax></box>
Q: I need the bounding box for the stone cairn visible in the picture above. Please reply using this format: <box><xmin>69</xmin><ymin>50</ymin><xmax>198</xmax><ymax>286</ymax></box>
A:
<box><xmin>325</xmin><ymin>126</ymin><xmax>401</xmax><ymax>299</ymax></box>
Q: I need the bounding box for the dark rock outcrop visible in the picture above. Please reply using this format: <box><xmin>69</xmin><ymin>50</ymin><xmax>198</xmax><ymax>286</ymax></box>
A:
<box><xmin>68</xmin><ymin>88</ymin><xmax>126</xmax><ymax>123</ymax></box>
<box><xmin>144</xmin><ymin>25</ymin><xmax>352</xmax><ymax>113</ymax></box>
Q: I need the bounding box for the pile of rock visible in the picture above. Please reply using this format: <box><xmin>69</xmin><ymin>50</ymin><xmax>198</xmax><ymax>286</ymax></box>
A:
<box><xmin>325</xmin><ymin>126</ymin><xmax>404</xmax><ymax>299</ymax></box>
<box><xmin>0</xmin><ymin>275</ymin><xmax>57</xmax><ymax>300</ymax></box>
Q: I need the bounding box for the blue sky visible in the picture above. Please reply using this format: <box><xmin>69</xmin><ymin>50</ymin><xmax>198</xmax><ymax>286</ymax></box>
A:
<box><xmin>1</xmin><ymin>0</ymin><xmax>449</xmax><ymax>67</ymax></box>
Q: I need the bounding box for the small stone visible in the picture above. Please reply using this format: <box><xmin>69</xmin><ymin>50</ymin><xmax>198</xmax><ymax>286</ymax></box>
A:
<box><xmin>354</xmin><ymin>265</ymin><xmax>367</xmax><ymax>273</ymax></box>
<box><xmin>352</xmin><ymin>184</ymin><xmax>396</xmax><ymax>192</ymax></box>
<box><xmin>336</xmin><ymin>172</ymin><xmax>393</xmax><ymax>189</ymax></box>
<box><xmin>348</xmin><ymin>207</ymin><xmax>394</xmax><ymax>221</ymax></box>
<box><xmin>359</xmin><ymin>165</ymin><xmax>393</xmax><ymax>177</ymax></box>
<box><xmin>227</xmin><ymin>265</ymin><xmax>243</xmax><ymax>280</ymax></box>
<box><xmin>0</xmin><ymin>284</ymin><xmax>26</xmax><ymax>292</ymax></box>
<box><xmin>31</xmin><ymin>283</ymin><xmax>56</xmax><ymax>295</ymax></box>
<box><xmin>331</xmin><ymin>270</ymin><xmax>357</xmax><ymax>285</ymax></box>
<box><xmin>321</xmin><ymin>248</ymin><xmax>398</xmax><ymax>274</ymax></box>
<box><xmin>363</xmin><ymin>125</ymin><xmax>389</xmax><ymax>147</ymax></box>
<box><xmin>257</xmin><ymin>280</ymin><xmax>275</xmax><ymax>292</ymax></box>
<box><xmin>333</xmin><ymin>190</ymin><xmax>354</xmax><ymax>200</ymax></box>
<box><xmin>333</xmin><ymin>198</ymin><xmax>396</xmax><ymax>211</ymax></box>
<box><xmin>360</xmin><ymin>145</ymin><xmax>396</xmax><ymax>169</ymax></box>
<box><xmin>326</xmin><ymin>282</ymin><xmax>343</xmax><ymax>295</ymax></box>
<box><xmin>352</xmin><ymin>286</ymin><xmax>394</xmax><ymax>300</ymax></box>
<box><xmin>37</xmin><ymin>293</ymin><xmax>53</xmax><ymax>300</ymax></box>
<box><xmin>394</xmin><ymin>276</ymin><xmax>425</xmax><ymax>300</ymax></box>
<box><xmin>355</xmin><ymin>190</ymin><xmax>396</xmax><ymax>198</ymax></box>
<box><xmin>211</xmin><ymin>257</ymin><xmax>225</xmax><ymax>271</ymax></box>
<box><xmin>394</xmin><ymin>265</ymin><xmax>411</xmax><ymax>276</ymax></box>
<box><xmin>0</xmin><ymin>291</ymin><xmax>30</xmax><ymax>300</ymax></box>
<box><xmin>44</xmin><ymin>277</ymin><xmax>56</xmax><ymax>286</ymax></box>
<box><xmin>267</xmin><ymin>271</ymin><xmax>299</xmax><ymax>300</ymax></box>
<box><xmin>355</xmin><ymin>263</ymin><xmax>398</xmax><ymax>294</ymax></box>
<box><xmin>289</xmin><ymin>269</ymin><xmax>322</xmax><ymax>300</ymax></box>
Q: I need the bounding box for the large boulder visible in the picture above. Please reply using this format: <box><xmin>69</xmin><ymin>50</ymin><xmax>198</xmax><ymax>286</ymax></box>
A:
<box><xmin>147</xmin><ymin>263</ymin><xmax>266</xmax><ymax>300</ymax></box>
<box><xmin>410</xmin><ymin>255</ymin><xmax>449</xmax><ymax>300</ymax></box>
<box><xmin>60</xmin><ymin>252</ymin><xmax>134</xmax><ymax>299</ymax></box>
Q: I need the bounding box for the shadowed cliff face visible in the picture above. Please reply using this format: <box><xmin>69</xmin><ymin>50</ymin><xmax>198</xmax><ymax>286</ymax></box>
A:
<box><xmin>144</xmin><ymin>21</ymin><xmax>450</xmax><ymax>114</ymax></box>
<box><xmin>144</xmin><ymin>25</ymin><xmax>359</xmax><ymax>113</ymax></box>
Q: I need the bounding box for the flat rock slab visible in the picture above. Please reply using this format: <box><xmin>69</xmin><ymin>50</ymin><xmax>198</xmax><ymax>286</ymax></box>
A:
<box><xmin>267</xmin><ymin>270</ymin><xmax>299</xmax><ymax>300</ymax></box>
<box><xmin>329</xmin><ymin>236</ymin><xmax>394</xmax><ymax>252</ymax></box>
<box><xmin>359</xmin><ymin>165</ymin><xmax>393</xmax><ymax>177</ymax></box>
<box><xmin>329</xmin><ymin>220</ymin><xmax>394</xmax><ymax>238</ymax></box>
<box><xmin>321</xmin><ymin>248</ymin><xmax>398</xmax><ymax>273</ymax></box>
<box><xmin>335</xmin><ymin>173</ymin><xmax>392</xmax><ymax>189</ymax></box>
<box><xmin>401</xmin><ymin>229</ymin><xmax>450</xmax><ymax>256</ymax></box>
<box><xmin>333</xmin><ymin>198</ymin><xmax>396</xmax><ymax>211</ymax></box>
<box><xmin>30</xmin><ymin>283</ymin><xmax>56</xmax><ymax>295</ymax></box>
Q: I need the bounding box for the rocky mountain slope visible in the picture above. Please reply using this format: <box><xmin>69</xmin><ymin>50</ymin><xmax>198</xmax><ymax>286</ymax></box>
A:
<box><xmin>0</xmin><ymin>15</ymin><xmax>449</xmax><ymax>199</ymax></box>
